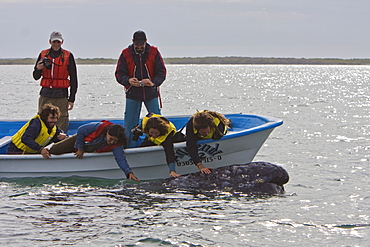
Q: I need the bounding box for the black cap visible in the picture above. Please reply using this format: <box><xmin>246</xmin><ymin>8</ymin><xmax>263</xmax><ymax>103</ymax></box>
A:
<box><xmin>133</xmin><ymin>30</ymin><xmax>147</xmax><ymax>45</ymax></box>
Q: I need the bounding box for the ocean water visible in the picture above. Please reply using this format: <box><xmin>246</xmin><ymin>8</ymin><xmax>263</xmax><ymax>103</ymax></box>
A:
<box><xmin>0</xmin><ymin>64</ymin><xmax>369</xmax><ymax>246</ymax></box>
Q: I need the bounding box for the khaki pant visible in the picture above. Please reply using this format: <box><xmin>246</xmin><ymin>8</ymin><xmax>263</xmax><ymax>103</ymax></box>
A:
<box><xmin>38</xmin><ymin>96</ymin><xmax>69</xmax><ymax>132</ymax></box>
<box><xmin>49</xmin><ymin>134</ymin><xmax>77</xmax><ymax>155</ymax></box>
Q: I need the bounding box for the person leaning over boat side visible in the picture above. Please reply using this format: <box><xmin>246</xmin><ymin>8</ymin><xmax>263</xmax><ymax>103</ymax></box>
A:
<box><xmin>186</xmin><ymin>110</ymin><xmax>230</xmax><ymax>174</ymax></box>
<box><xmin>49</xmin><ymin>121</ymin><xmax>140</xmax><ymax>182</ymax></box>
<box><xmin>33</xmin><ymin>30</ymin><xmax>78</xmax><ymax>132</ymax></box>
<box><xmin>133</xmin><ymin>113</ymin><xmax>184</xmax><ymax>178</ymax></box>
<box><xmin>6</xmin><ymin>103</ymin><xmax>67</xmax><ymax>159</ymax></box>
<box><xmin>115</xmin><ymin>30</ymin><xmax>166</xmax><ymax>148</ymax></box>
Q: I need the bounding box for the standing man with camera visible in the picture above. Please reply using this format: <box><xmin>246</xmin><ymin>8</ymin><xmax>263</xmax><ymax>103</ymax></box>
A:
<box><xmin>115</xmin><ymin>30</ymin><xmax>167</xmax><ymax>147</ymax></box>
<box><xmin>33</xmin><ymin>30</ymin><xmax>78</xmax><ymax>132</ymax></box>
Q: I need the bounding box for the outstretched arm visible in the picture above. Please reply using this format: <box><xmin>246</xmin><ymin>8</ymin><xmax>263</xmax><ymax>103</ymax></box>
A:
<box><xmin>113</xmin><ymin>146</ymin><xmax>140</xmax><ymax>182</ymax></box>
<box><xmin>162</xmin><ymin>133</ymin><xmax>180</xmax><ymax>177</ymax></box>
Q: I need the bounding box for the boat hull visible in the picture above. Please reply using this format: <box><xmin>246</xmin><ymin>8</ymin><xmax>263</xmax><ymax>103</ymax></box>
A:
<box><xmin>0</xmin><ymin>114</ymin><xmax>282</xmax><ymax>180</ymax></box>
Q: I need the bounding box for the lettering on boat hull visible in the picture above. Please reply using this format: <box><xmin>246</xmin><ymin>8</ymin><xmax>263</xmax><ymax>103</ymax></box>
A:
<box><xmin>175</xmin><ymin>143</ymin><xmax>224</xmax><ymax>167</ymax></box>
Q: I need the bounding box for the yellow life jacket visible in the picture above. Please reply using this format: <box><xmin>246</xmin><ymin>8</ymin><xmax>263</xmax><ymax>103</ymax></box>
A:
<box><xmin>194</xmin><ymin>117</ymin><xmax>227</xmax><ymax>139</ymax></box>
<box><xmin>141</xmin><ymin>114</ymin><xmax>176</xmax><ymax>145</ymax></box>
<box><xmin>11</xmin><ymin>115</ymin><xmax>57</xmax><ymax>153</ymax></box>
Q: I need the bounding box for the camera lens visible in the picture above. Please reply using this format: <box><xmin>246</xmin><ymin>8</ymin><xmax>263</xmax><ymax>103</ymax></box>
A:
<box><xmin>42</xmin><ymin>58</ymin><xmax>52</xmax><ymax>70</ymax></box>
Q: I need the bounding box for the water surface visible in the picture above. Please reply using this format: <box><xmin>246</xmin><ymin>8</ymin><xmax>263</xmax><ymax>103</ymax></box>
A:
<box><xmin>0</xmin><ymin>64</ymin><xmax>369</xmax><ymax>246</ymax></box>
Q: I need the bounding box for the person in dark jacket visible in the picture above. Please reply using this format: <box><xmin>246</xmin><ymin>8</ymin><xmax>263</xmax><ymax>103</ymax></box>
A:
<box><xmin>33</xmin><ymin>30</ymin><xmax>78</xmax><ymax>132</ymax></box>
<box><xmin>186</xmin><ymin>110</ymin><xmax>230</xmax><ymax>174</ymax></box>
<box><xmin>115</xmin><ymin>30</ymin><xmax>166</xmax><ymax>148</ymax></box>
<box><xmin>7</xmin><ymin>103</ymin><xmax>66</xmax><ymax>159</ymax></box>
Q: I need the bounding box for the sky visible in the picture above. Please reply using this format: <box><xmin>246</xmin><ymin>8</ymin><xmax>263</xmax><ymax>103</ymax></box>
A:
<box><xmin>0</xmin><ymin>0</ymin><xmax>369</xmax><ymax>59</ymax></box>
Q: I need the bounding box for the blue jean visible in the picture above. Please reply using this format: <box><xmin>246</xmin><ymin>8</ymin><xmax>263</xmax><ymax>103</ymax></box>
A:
<box><xmin>124</xmin><ymin>97</ymin><xmax>161</xmax><ymax>148</ymax></box>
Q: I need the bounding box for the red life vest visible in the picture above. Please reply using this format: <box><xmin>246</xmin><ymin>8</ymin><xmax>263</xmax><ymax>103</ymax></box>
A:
<box><xmin>121</xmin><ymin>46</ymin><xmax>158</xmax><ymax>90</ymax></box>
<box><xmin>39</xmin><ymin>49</ymin><xmax>71</xmax><ymax>89</ymax></box>
<box><xmin>84</xmin><ymin>120</ymin><xmax>122</xmax><ymax>153</ymax></box>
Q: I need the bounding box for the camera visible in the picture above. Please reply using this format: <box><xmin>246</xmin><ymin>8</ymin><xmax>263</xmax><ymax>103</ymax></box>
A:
<box><xmin>132</xmin><ymin>127</ymin><xmax>143</xmax><ymax>141</ymax></box>
<box><xmin>42</xmin><ymin>57</ymin><xmax>52</xmax><ymax>70</ymax></box>
<box><xmin>139</xmin><ymin>81</ymin><xmax>144</xmax><ymax>87</ymax></box>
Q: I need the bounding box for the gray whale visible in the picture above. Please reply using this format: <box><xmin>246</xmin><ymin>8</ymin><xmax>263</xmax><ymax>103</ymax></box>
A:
<box><xmin>137</xmin><ymin>162</ymin><xmax>289</xmax><ymax>195</ymax></box>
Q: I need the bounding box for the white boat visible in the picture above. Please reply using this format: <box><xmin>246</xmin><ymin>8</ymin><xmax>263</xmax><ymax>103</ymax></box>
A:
<box><xmin>0</xmin><ymin>114</ymin><xmax>283</xmax><ymax>180</ymax></box>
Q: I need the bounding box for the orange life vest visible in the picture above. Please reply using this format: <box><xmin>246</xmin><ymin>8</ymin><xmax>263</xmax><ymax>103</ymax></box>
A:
<box><xmin>121</xmin><ymin>46</ymin><xmax>158</xmax><ymax>90</ymax></box>
<box><xmin>84</xmin><ymin>120</ymin><xmax>122</xmax><ymax>153</ymax></box>
<box><xmin>40</xmin><ymin>49</ymin><xmax>71</xmax><ymax>89</ymax></box>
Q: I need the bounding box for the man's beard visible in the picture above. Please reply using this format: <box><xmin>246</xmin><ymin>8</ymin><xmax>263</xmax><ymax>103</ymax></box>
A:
<box><xmin>135</xmin><ymin>47</ymin><xmax>144</xmax><ymax>53</ymax></box>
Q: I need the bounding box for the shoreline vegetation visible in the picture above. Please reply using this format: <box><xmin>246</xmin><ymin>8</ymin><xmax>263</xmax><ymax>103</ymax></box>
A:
<box><xmin>0</xmin><ymin>57</ymin><xmax>370</xmax><ymax>65</ymax></box>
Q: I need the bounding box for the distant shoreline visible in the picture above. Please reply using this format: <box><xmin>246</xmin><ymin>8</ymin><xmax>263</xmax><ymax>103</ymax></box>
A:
<box><xmin>1</xmin><ymin>57</ymin><xmax>370</xmax><ymax>65</ymax></box>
